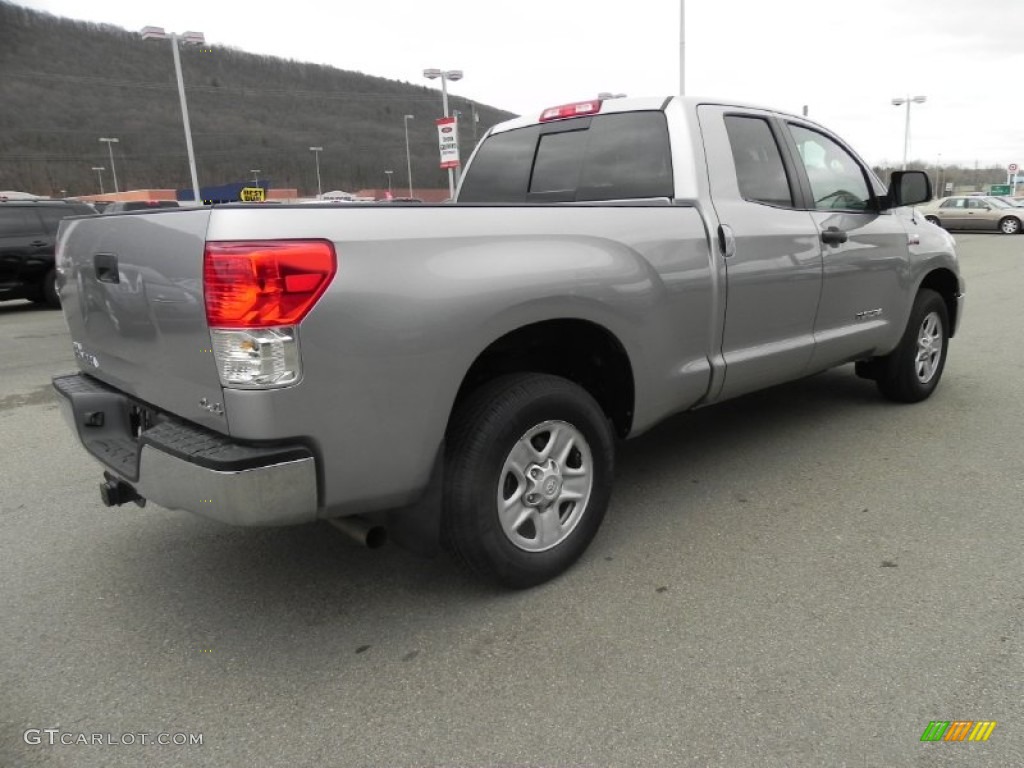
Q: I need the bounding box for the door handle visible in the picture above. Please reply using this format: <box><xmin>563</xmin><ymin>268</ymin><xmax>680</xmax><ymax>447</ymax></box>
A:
<box><xmin>94</xmin><ymin>253</ymin><xmax>120</xmax><ymax>284</ymax></box>
<box><xmin>30</xmin><ymin>240</ymin><xmax>48</xmax><ymax>247</ymax></box>
<box><xmin>821</xmin><ymin>227</ymin><xmax>848</xmax><ymax>246</ymax></box>
<box><xmin>717</xmin><ymin>224</ymin><xmax>736</xmax><ymax>258</ymax></box>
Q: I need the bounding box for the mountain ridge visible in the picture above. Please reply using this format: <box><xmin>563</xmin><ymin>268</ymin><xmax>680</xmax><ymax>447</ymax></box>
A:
<box><xmin>0</xmin><ymin>1</ymin><xmax>516</xmax><ymax>196</ymax></box>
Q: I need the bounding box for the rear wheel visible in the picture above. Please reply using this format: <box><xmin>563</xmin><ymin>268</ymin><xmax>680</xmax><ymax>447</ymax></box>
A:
<box><xmin>998</xmin><ymin>216</ymin><xmax>1021</xmax><ymax>235</ymax></box>
<box><xmin>442</xmin><ymin>373</ymin><xmax>615</xmax><ymax>588</ymax></box>
<box><xmin>38</xmin><ymin>268</ymin><xmax>59</xmax><ymax>309</ymax></box>
<box><xmin>28</xmin><ymin>269</ymin><xmax>60</xmax><ymax>308</ymax></box>
<box><xmin>873</xmin><ymin>289</ymin><xmax>949</xmax><ymax>403</ymax></box>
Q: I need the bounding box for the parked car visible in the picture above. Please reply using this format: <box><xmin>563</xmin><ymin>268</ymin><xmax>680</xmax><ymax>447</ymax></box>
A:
<box><xmin>917</xmin><ymin>195</ymin><xmax>1023</xmax><ymax>233</ymax></box>
<box><xmin>102</xmin><ymin>200</ymin><xmax>180</xmax><ymax>213</ymax></box>
<box><xmin>0</xmin><ymin>199</ymin><xmax>96</xmax><ymax>306</ymax></box>
<box><xmin>52</xmin><ymin>96</ymin><xmax>962</xmax><ymax>588</ymax></box>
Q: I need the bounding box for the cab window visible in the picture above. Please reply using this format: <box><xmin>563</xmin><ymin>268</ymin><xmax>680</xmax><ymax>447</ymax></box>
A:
<box><xmin>787</xmin><ymin>124</ymin><xmax>872</xmax><ymax>211</ymax></box>
<box><xmin>459</xmin><ymin>112</ymin><xmax>673</xmax><ymax>203</ymax></box>
<box><xmin>723</xmin><ymin>115</ymin><xmax>795</xmax><ymax>208</ymax></box>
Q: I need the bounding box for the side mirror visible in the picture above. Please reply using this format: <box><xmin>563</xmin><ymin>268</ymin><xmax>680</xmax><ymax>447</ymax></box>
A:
<box><xmin>883</xmin><ymin>170</ymin><xmax>932</xmax><ymax>209</ymax></box>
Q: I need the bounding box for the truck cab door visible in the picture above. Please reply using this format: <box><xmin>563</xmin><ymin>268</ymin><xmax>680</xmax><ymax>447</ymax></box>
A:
<box><xmin>697</xmin><ymin>105</ymin><xmax>823</xmax><ymax>401</ymax></box>
<box><xmin>780</xmin><ymin>121</ymin><xmax>910</xmax><ymax>370</ymax></box>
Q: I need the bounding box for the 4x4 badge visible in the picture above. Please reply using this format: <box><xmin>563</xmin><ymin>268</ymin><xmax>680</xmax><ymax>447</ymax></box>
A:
<box><xmin>198</xmin><ymin>398</ymin><xmax>224</xmax><ymax>417</ymax></box>
<box><xmin>71</xmin><ymin>341</ymin><xmax>99</xmax><ymax>368</ymax></box>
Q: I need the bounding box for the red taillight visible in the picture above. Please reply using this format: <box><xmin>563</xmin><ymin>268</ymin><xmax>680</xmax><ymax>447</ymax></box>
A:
<box><xmin>204</xmin><ymin>240</ymin><xmax>336</xmax><ymax>328</ymax></box>
<box><xmin>539</xmin><ymin>100</ymin><xmax>602</xmax><ymax>122</ymax></box>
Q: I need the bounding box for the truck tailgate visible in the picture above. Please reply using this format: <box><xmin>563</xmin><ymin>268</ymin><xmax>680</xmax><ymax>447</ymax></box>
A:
<box><xmin>56</xmin><ymin>209</ymin><xmax>228</xmax><ymax>433</ymax></box>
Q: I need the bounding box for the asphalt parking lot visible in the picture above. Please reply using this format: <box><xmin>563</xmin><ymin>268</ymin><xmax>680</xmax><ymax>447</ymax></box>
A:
<box><xmin>2</xmin><ymin>233</ymin><xmax>1022</xmax><ymax>768</ymax></box>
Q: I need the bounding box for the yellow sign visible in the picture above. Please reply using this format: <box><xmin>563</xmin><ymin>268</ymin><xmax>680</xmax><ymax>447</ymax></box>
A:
<box><xmin>240</xmin><ymin>187</ymin><xmax>266</xmax><ymax>202</ymax></box>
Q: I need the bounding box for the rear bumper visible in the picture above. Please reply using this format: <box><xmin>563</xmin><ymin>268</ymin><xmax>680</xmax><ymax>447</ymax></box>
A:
<box><xmin>53</xmin><ymin>373</ymin><xmax>319</xmax><ymax>526</ymax></box>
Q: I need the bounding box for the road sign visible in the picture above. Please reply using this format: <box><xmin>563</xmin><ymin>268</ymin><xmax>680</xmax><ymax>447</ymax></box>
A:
<box><xmin>989</xmin><ymin>184</ymin><xmax>1011</xmax><ymax>195</ymax></box>
<box><xmin>436</xmin><ymin>117</ymin><xmax>460</xmax><ymax>170</ymax></box>
<box><xmin>240</xmin><ymin>187</ymin><xmax>265</xmax><ymax>202</ymax></box>
<box><xmin>1009</xmin><ymin>163</ymin><xmax>1018</xmax><ymax>172</ymax></box>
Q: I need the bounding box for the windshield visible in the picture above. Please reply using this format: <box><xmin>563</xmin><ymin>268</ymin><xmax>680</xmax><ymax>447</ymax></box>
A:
<box><xmin>986</xmin><ymin>197</ymin><xmax>1011</xmax><ymax>208</ymax></box>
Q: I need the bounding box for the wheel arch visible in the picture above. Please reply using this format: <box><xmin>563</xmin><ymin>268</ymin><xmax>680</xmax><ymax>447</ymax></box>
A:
<box><xmin>917</xmin><ymin>267</ymin><xmax>961</xmax><ymax>338</ymax></box>
<box><xmin>451</xmin><ymin>318</ymin><xmax>636</xmax><ymax>438</ymax></box>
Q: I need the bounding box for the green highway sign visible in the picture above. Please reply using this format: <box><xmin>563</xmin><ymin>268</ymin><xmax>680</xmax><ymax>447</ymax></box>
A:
<box><xmin>989</xmin><ymin>185</ymin><xmax>1012</xmax><ymax>195</ymax></box>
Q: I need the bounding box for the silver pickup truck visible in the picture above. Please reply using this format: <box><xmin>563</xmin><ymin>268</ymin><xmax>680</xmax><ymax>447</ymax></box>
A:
<box><xmin>53</xmin><ymin>96</ymin><xmax>963</xmax><ymax>587</ymax></box>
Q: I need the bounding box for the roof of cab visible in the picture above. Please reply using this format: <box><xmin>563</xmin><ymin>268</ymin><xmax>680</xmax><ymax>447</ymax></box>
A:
<box><xmin>486</xmin><ymin>95</ymin><xmax>815</xmax><ymax>136</ymax></box>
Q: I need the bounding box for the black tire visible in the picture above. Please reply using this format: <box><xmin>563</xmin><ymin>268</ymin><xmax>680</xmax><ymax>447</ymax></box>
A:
<box><xmin>874</xmin><ymin>289</ymin><xmax>949</xmax><ymax>403</ymax></box>
<box><xmin>442</xmin><ymin>373</ymin><xmax>615</xmax><ymax>589</ymax></box>
<box><xmin>41</xmin><ymin>269</ymin><xmax>60</xmax><ymax>308</ymax></box>
<box><xmin>924</xmin><ymin>215</ymin><xmax>941</xmax><ymax>226</ymax></box>
<box><xmin>998</xmin><ymin>216</ymin><xmax>1021</xmax><ymax>235</ymax></box>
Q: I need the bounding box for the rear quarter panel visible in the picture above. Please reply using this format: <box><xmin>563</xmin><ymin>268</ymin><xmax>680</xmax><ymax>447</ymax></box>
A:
<box><xmin>207</xmin><ymin>204</ymin><xmax>715</xmax><ymax>514</ymax></box>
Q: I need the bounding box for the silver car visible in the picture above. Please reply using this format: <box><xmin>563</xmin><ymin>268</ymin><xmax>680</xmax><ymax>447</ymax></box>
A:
<box><xmin>918</xmin><ymin>195</ymin><xmax>1023</xmax><ymax>234</ymax></box>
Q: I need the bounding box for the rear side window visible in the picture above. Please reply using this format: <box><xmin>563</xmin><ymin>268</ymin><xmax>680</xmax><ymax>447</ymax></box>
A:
<box><xmin>459</xmin><ymin>111</ymin><xmax>673</xmax><ymax>203</ymax></box>
<box><xmin>0</xmin><ymin>208</ymin><xmax>43</xmax><ymax>237</ymax></box>
<box><xmin>724</xmin><ymin>115</ymin><xmax>794</xmax><ymax>208</ymax></box>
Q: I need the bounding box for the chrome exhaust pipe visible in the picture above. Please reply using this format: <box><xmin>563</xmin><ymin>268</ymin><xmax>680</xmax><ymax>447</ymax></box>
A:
<box><xmin>329</xmin><ymin>516</ymin><xmax>387</xmax><ymax>549</ymax></box>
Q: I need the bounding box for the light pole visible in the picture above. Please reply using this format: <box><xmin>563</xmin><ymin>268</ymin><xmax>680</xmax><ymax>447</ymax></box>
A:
<box><xmin>403</xmin><ymin>115</ymin><xmax>414</xmax><ymax>197</ymax></box>
<box><xmin>423</xmin><ymin>67</ymin><xmax>463</xmax><ymax>198</ymax></box>
<box><xmin>936</xmin><ymin>153</ymin><xmax>943</xmax><ymax>199</ymax></box>
<box><xmin>384</xmin><ymin>170</ymin><xmax>394</xmax><ymax>197</ymax></box>
<box><xmin>250</xmin><ymin>169</ymin><xmax>261</xmax><ymax>183</ymax></box>
<box><xmin>453</xmin><ymin>109</ymin><xmax>464</xmax><ymax>165</ymax></box>
<box><xmin>98</xmin><ymin>138</ymin><xmax>119</xmax><ymax>193</ymax></box>
<box><xmin>309</xmin><ymin>146</ymin><xmax>323</xmax><ymax>198</ymax></box>
<box><xmin>679</xmin><ymin>0</ymin><xmax>686</xmax><ymax>95</ymax></box>
<box><xmin>891</xmin><ymin>95</ymin><xmax>926</xmax><ymax>171</ymax></box>
<box><xmin>91</xmin><ymin>166</ymin><xmax>105</xmax><ymax>194</ymax></box>
<box><xmin>141</xmin><ymin>27</ymin><xmax>204</xmax><ymax>205</ymax></box>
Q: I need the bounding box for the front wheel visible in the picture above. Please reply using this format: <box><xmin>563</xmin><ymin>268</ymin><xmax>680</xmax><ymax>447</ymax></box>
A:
<box><xmin>873</xmin><ymin>289</ymin><xmax>949</xmax><ymax>403</ymax></box>
<box><xmin>924</xmin><ymin>215</ymin><xmax>941</xmax><ymax>227</ymax></box>
<box><xmin>442</xmin><ymin>373</ymin><xmax>615</xmax><ymax>588</ymax></box>
<box><xmin>999</xmin><ymin>216</ymin><xmax>1021</xmax><ymax>235</ymax></box>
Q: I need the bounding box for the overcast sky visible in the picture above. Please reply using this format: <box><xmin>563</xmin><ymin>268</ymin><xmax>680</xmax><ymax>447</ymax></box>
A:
<box><xmin>17</xmin><ymin>0</ymin><xmax>1024</xmax><ymax>168</ymax></box>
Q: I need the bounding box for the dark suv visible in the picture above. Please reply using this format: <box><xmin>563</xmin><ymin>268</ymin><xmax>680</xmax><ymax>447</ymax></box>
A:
<box><xmin>0</xmin><ymin>199</ymin><xmax>96</xmax><ymax>307</ymax></box>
